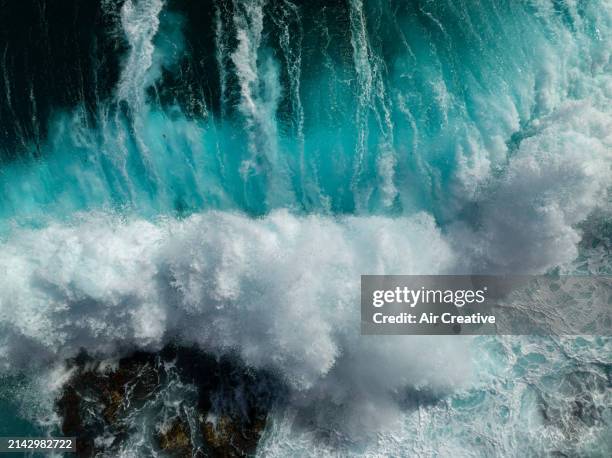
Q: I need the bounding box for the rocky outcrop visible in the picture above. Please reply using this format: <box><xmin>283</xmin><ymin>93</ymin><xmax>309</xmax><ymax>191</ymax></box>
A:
<box><xmin>56</xmin><ymin>346</ymin><xmax>278</xmax><ymax>457</ymax></box>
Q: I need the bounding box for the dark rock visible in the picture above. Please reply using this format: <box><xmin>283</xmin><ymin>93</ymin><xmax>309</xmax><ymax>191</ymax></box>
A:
<box><xmin>55</xmin><ymin>346</ymin><xmax>280</xmax><ymax>457</ymax></box>
<box><xmin>201</xmin><ymin>413</ymin><xmax>267</xmax><ymax>457</ymax></box>
<box><xmin>157</xmin><ymin>418</ymin><xmax>192</xmax><ymax>458</ymax></box>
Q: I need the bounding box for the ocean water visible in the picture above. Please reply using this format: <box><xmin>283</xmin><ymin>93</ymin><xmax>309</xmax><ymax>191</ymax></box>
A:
<box><xmin>0</xmin><ymin>0</ymin><xmax>610</xmax><ymax>456</ymax></box>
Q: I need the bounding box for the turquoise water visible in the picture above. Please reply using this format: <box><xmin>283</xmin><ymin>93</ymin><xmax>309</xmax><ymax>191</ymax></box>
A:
<box><xmin>2</xmin><ymin>0</ymin><xmax>605</xmax><ymax>224</ymax></box>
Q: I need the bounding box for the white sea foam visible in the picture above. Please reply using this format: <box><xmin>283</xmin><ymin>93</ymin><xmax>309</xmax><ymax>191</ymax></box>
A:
<box><xmin>116</xmin><ymin>0</ymin><xmax>164</xmax><ymax>110</ymax></box>
<box><xmin>452</xmin><ymin>100</ymin><xmax>612</xmax><ymax>273</ymax></box>
<box><xmin>0</xmin><ymin>211</ymin><xmax>470</xmax><ymax>398</ymax></box>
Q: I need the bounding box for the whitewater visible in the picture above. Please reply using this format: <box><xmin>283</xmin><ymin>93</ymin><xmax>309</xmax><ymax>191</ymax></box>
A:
<box><xmin>0</xmin><ymin>0</ymin><xmax>611</xmax><ymax>456</ymax></box>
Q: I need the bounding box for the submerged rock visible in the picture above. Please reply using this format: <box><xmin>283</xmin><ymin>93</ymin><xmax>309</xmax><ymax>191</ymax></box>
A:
<box><xmin>202</xmin><ymin>413</ymin><xmax>268</xmax><ymax>458</ymax></box>
<box><xmin>158</xmin><ymin>418</ymin><xmax>192</xmax><ymax>457</ymax></box>
<box><xmin>55</xmin><ymin>346</ymin><xmax>278</xmax><ymax>457</ymax></box>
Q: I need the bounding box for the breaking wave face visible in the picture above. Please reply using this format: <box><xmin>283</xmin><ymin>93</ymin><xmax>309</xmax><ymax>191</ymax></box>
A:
<box><xmin>0</xmin><ymin>0</ymin><xmax>611</xmax><ymax>455</ymax></box>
